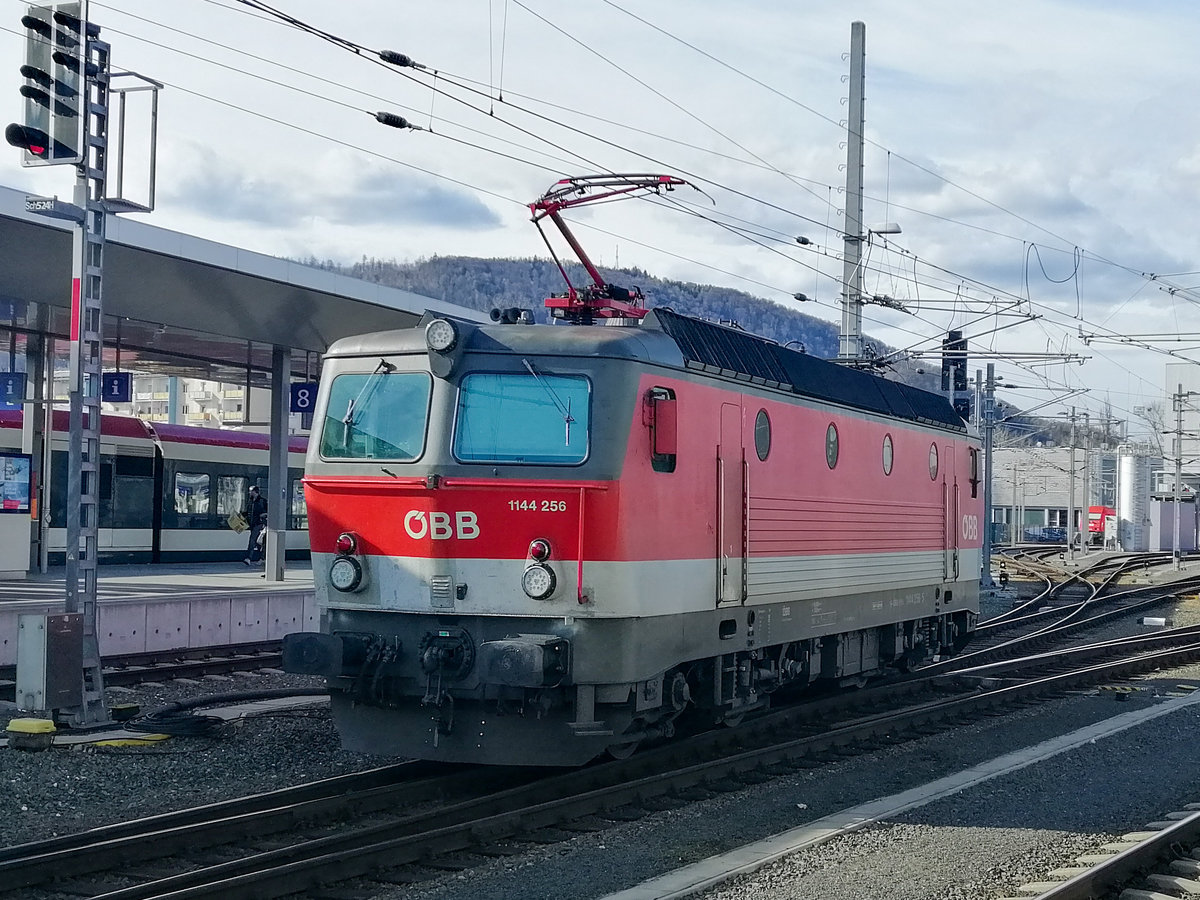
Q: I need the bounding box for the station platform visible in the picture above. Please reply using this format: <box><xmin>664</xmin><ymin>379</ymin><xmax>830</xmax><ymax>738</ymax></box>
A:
<box><xmin>0</xmin><ymin>562</ymin><xmax>319</xmax><ymax>666</ymax></box>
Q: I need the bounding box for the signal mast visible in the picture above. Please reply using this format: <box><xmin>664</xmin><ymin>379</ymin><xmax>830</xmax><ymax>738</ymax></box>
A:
<box><xmin>530</xmin><ymin>174</ymin><xmax>692</xmax><ymax>324</ymax></box>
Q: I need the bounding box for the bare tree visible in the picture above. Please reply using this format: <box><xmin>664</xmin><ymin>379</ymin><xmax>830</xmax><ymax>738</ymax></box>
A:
<box><xmin>1132</xmin><ymin>402</ymin><xmax>1165</xmax><ymax>456</ymax></box>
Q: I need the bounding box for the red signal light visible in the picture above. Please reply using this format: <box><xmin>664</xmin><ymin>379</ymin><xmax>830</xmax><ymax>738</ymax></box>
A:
<box><xmin>529</xmin><ymin>538</ymin><xmax>551</xmax><ymax>562</ymax></box>
<box><xmin>335</xmin><ymin>532</ymin><xmax>358</xmax><ymax>556</ymax></box>
<box><xmin>5</xmin><ymin>123</ymin><xmax>50</xmax><ymax>157</ymax></box>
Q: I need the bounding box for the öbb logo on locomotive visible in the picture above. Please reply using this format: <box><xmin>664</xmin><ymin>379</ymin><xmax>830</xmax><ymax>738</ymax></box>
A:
<box><xmin>402</xmin><ymin>510</ymin><xmax>480</xmax><ymax>540</ymax></box>
<box><xmin>283</xmin><ymin>173</ymin><xmax>983</xmax><ymax>768</ymax></box>
<box><xmin>961</xmin><ymin>514</ymin><xmax>979</xmax><ymax>542</ymax></box>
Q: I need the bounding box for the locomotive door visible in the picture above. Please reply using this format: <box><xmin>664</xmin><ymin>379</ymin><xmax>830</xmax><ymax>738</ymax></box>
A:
<box><xmin>942</xmin><ymin>444</ymin><xmax>959</xmax><ymax>581</ymax></box>
<box><xmin>717</xmin><ymin>403</ymin><xmax>746</xmax><ymax>606</ymax></box>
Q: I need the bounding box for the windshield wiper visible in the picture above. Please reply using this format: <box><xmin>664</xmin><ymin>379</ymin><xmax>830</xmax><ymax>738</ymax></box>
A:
<box><xmin>343</xmin><ymin>359</ymin><xmax>396</xmax><ymax>429</ymax></box>
<box><xmin>522</xmin><ymin>358</ymin><xmax>575</xmax><ymax>446</ymax></box>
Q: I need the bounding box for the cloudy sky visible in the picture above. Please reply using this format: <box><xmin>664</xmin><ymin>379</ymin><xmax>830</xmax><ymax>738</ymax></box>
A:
<box><xmin>3</xmin><ymin>0</ymin><xmax>1199</xmax><ymax>438</ymax></box>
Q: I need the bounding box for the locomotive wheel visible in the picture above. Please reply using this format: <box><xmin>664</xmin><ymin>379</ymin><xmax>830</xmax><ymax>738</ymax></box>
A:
<box><xmin>605</xmin><ymin>739</ymin><xmax>641</xmax><ymax>760</ymax></box>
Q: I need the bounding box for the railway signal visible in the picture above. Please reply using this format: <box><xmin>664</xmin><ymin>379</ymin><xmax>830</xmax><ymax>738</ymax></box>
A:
<box><xmin>5</xmin><ymin>2</ymin><xmax>93</xmax><ymax>166</ymax></box>
<box><xmin>942</xmin><ymin>330</ymin><xmax>970</xmax><ymax>419</ymax></box>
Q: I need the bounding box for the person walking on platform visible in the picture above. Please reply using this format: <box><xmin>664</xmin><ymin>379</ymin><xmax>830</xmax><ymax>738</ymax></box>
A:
<box><xmin>244</xmin><ymin>484</ymin><xmax>268</xmax><ymax>566</ymax></box>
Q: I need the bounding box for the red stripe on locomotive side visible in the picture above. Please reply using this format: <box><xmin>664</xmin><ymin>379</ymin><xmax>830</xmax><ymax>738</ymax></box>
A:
<box><xmin>305</xmin><ymin>478</ymin><xmax>617</xmax><ymax>561</ymax></box>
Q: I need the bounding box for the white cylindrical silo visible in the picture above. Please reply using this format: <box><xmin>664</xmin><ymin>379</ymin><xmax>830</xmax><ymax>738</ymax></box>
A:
<box><xmin>1117</xmin><ymin>447</ymin><xmax>1155</xmax><ymax>552</ymax></box>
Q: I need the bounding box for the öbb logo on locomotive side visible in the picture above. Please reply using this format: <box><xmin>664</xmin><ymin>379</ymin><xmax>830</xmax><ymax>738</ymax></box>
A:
<box><xmin>403</xmin><ymin>510</ymin><xmax>480</xmax><ymax>540</ymax></box>
<box><xmin>961</xmin><ymin>514</ymin><xmax>979</xmax><ymax>542</ymax></box>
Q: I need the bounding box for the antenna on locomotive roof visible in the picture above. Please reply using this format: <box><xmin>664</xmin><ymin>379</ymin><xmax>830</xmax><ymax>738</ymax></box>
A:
<box><xmin>529</xmin><ymin>174</ymin><xmax>700</xmax><ymax>325</ymax></box>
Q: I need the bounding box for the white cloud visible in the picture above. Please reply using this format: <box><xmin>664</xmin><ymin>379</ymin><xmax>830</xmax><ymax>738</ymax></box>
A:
<box><xmin>3</xmin><ymin>0</ymin><xmax>1199</xmax><ymax>432</ymax></box>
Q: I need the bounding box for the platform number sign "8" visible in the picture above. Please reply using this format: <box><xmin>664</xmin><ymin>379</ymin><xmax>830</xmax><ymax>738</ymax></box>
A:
<box><xmin>290</xmin><ymin>383</ymin><xmax>319</xmax><ymax>413</ymax></box>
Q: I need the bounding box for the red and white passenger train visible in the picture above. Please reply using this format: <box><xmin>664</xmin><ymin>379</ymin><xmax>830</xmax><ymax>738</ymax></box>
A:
<box><xmin>0</xmin><ymin>410</ymin><xmax>309</xmax><ymax>563</ymax></box>
<box><xmin>283</xmin><ymin>176</ymin><xmax>984</xmax><ymax>766</ymax></box>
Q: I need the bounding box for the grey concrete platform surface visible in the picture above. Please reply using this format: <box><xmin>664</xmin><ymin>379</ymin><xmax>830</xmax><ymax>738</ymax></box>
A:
<box><xmin>0</xmin><ymin>562</ymin><xmax>318</xmax><ymax>666</ymax></box>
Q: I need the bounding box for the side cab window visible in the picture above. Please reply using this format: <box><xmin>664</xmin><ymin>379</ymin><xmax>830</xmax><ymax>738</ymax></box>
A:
<box><xmin>644</xmin><ymin>387</ymin><xmax>677</xmax><ymax>473</ymax></box>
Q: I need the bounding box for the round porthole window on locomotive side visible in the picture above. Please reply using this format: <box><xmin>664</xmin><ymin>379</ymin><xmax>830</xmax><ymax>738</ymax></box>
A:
<box><xmin>825</xmin><ymin>423</ymin><xmax>839</xmax><ymax>469</ymax></box>
<box><xmin>929</xmin><ymin>443</ymin><xmax>939</xmax><ymax>480</ymax></box>
<box><xmin>882</xmin><ymin>433</ymin><xmax>894</xmax><ymax>475</ymax></box>
<box><xmin>755</xmin><ymin>409</ymin><xmax>771</xmax><ymax>461</ymax></box>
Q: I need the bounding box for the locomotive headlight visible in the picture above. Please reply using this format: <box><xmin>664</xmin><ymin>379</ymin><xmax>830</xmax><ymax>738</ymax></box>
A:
<box><xmin>521</xmin><ymin>563</ymin><xmax>557</xmax><ymax>600</ymax></box>
<box><xmin>424</xmin><ymin>318</ymin><xmax>458</xmax><ymax>353</ymax></box>
<box><xmin>528</xmin><ymin>538</ymin><xmax>552</xmax><ymax>562</ymax></box>
<box><xmin>329</xmin><ymin>555</ymin><xmax>364</xmax><ymax>592</ymax></box>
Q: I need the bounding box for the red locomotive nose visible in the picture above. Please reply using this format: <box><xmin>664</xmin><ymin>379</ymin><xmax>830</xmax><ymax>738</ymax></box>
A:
<box><xmin>335</xmin><ymin>532</ymin><xmax>358</xmax><ymax>556</ymax></box>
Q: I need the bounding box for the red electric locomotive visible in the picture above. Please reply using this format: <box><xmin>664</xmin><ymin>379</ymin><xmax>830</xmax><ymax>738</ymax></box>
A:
<box><xmin>283</xmin><ymin>176</ymin><xmax>982</xmax><ymax>766</ymax></box>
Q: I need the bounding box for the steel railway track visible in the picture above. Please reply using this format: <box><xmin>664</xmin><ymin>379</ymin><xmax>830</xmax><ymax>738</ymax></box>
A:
<box><xmin>0</xmin><ymin>642</ymin><xmax>284</xmax><ymax>702</ymax></box>
<box><xmin>7</xmin><ymin>637</ymin><xmax>1200</xmax><ymax>900</ymax></box>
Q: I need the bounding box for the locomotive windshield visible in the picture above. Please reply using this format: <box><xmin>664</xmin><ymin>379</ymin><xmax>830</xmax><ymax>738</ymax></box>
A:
<box><xmin>453</xmin><ymin>372</ymin><xmax>590</xmax><ymax>464</ymax></box>
<box><xmin>319</xmin><ymin>371</ymin><xmax>432</xmax><ymax>461</ymax></box>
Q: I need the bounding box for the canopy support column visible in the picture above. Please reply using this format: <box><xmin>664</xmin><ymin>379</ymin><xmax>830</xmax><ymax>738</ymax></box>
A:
<box><xmin>265</xmin><ymin>345</ymin><xmax>288</xmax><ymax>582</ymax></box>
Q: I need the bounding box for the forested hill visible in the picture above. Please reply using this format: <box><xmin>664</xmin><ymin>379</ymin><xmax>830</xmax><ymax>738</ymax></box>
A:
<box><xmin>302</xmin><ymin>254</ymin><xmax>1092</xmax><ymax>445</ymax></box>
<box><xmin>304</xmin><ymin>255</ymin><xmax>849</xmax><ymax>359</ymax></box>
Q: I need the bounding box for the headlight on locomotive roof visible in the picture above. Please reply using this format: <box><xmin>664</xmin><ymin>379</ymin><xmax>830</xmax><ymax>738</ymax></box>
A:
<box><xmin>424</xmin><ymin>318</ymin><xmax>458</xmax><ymax>353</ymax></box>
<box><xmin>329</xmin><ymin>555</ymin><xmax>365</xmax><ymax>592</ymax></box>
<box><xmin>521</xmin><ymin>563</ymin><xmax>557</xmax><ymax>600</ymax></box>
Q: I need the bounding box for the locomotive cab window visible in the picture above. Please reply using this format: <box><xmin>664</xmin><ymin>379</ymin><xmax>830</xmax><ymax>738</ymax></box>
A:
<box><xmin>320</xmin><ymin>370</ymin><xmax>432</xmax><ymax>461</ymax></box>
<box><xmin>969</xmin><ymin>447</ymin><xmax>980</xmax><ymax>498</ymax></box>
<box><xmin>454</xmin><ymin>371</ymin><xmax>590</xmax><ymax>464</ymax></box>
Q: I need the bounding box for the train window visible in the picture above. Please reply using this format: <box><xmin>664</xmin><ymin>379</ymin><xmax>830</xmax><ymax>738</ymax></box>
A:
<box><xmin>320</xmin><ymin>371</ymin><xmax>432</xmax><ymax>461</ymax></box>
<box><xmin>754</xmin><ymin>409</ymin><xmax>771</xmax><ymax>461</ymax></box>
<box><xmin>174</xmin><ymin>472</ymin><xmax>210</xmax><ymax>514</ymax></box>
<box><xmin>969</xmin><ymin>447</ymin><xmax>980</xmax><ymax>498</ymax></box>
<box><xmin>454</xmin><ymin>372</ymin><xmax>590</xmax><ymax>465</ymax></box>
<box><xmin>882</xmin><ymin>433</ymin><xmax>894</xmax><ymax>475</ymax></box>
<box><xmin>112</xmin><ymin>473</ymin><xmax>154</xmax><ymax>529</ymax></box>
<box><xmin>97</xmin><ymin>460</ymin><xmax>114</xmax><ymax>528</ymax></box>
<box><xmin>825</xmin><ymin>423</ymin><xmax>839</xmax><ymax>469</ymax></box>
<box><xmin>216</xmin><ymin>476</ymin><xmax>246</xmax><ymax>515</ymax></box>
<box><xmin>290</xmin><ymin>478</ymin><xmax>308</xmax><ymax>530</ymax></box>
<box><xmin>929</xmin><ymin>443</ymin><xmax>939</xmax><ymax>480</ymax></box>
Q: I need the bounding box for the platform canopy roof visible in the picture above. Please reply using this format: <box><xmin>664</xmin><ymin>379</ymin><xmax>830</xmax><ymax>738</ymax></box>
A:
<box><xmin>0</xmin><ymin>184</ymin><xmax>485</xmax><ymax>386</ymax></box>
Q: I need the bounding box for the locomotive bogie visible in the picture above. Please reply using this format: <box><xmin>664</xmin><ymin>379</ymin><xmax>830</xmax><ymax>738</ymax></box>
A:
<box><xmin>289</xmin><ymin>312</ymin><xmax>983</xmax><ymax>766</ymax></box>
<box><xmin>299</xmin><ymin>602</ymin><xmax>969</xmax><ymax>765</ymax></box>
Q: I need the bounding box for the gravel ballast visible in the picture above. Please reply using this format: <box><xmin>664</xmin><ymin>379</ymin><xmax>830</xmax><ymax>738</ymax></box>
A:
<box><xmin>4</xmin><ymin>590</ymin><xmax>1200</xmax><ymax>899</ymax></box>
<box><xmin>377</xmin><ymin>686</ymin><xmax>1200</xmax><ymax>900</ymax></box>
<box><xmin>1</xmin><ymin>672</ymin><xmax>390</xmax><ymax>847</ymax></box>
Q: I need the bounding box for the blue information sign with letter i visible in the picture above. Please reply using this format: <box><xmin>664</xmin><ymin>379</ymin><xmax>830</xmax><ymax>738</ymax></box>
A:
<box><xmin>0</xmin><ymin>373</ymin><xmax>25</xmax><ymax>411</ymax></box>
<box><xmin>290</xmin><ymin>382</ymin><xmax>319</xmax><ymax>413</ymax></box>
<box><xmin>102</xmin><ymin>372</ymin><xmax>132</xmax><ymax>403</ymax></box>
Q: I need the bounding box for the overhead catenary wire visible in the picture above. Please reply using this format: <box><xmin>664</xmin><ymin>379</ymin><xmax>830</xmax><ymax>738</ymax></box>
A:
<box><xmin>94</xmin><ymin>0</ymin><xmax>1170</xmax><ymax>323</ymax></box>
<box><xmin>21</xmin><ymin>0</ymin><xmax>1187</xmax><ymax>428</ymax></box>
